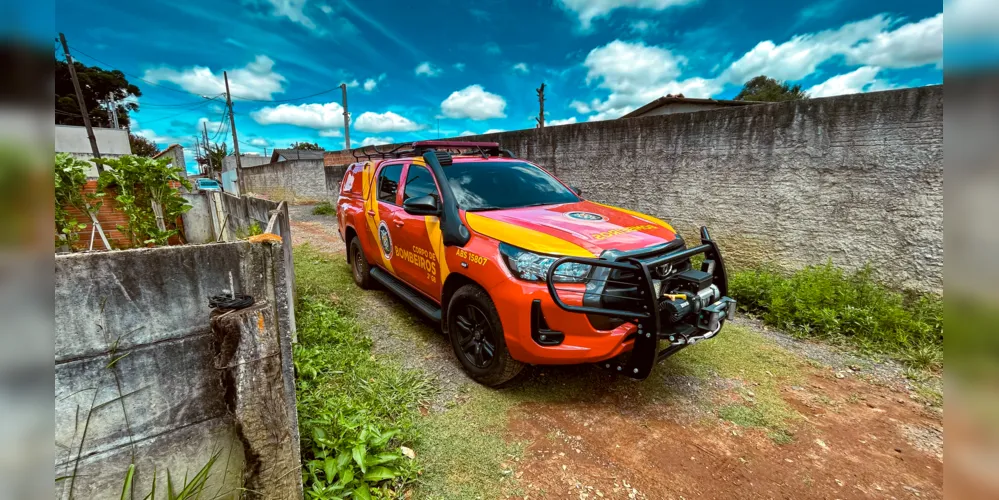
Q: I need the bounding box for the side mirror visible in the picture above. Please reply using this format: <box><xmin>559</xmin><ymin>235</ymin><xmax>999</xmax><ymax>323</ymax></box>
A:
<box><xmin>403</xmin><ymin>195</ymin><xmax>440</xmax><ymax>216</ymax></box>
<box><xmin>571</xmin><ymin>186</ymin><xmax>583</xmax><ymax>196</ymax></box>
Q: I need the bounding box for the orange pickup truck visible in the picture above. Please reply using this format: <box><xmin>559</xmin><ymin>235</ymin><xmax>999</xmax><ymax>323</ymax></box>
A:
<box><xmin>337</xmin><ymin>141</ymin><xmax>735</xmax><ymax>386</ymax></box>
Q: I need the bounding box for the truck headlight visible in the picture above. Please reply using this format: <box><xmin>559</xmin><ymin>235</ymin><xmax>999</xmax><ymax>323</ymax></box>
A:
<box><xmin>499</xmin><ymin>243</ymin><xmax>591</xmax><ymax>283</ymax></box>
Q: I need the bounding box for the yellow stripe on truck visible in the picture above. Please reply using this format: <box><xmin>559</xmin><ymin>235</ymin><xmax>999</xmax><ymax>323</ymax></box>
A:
<box><xmin>593</xmin><ymin>202</ymin><xmax>677</xmax><ymax>234</ymax></box>
<box><xmin>464</xmin><ymin>212</ymin><xmax>595</xmax><ymax>257</ymax></box>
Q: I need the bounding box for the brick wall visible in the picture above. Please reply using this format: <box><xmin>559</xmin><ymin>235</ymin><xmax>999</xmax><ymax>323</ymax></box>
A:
<box><xmin>61</xmin><ymin>180</ymin><xmax>185</xmax><ymax>250</ymax></box>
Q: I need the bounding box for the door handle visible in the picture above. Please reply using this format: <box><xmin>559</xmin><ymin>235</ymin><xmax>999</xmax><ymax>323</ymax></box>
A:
<box><xmin>393</xmin><ymin>220</ymin><xmax>404</xmax><ymax>227</ymax></box>
<box><xmin>367</xmin><ymin>210</ymin><xmax>375</xmax><ymax>216</ymax></box>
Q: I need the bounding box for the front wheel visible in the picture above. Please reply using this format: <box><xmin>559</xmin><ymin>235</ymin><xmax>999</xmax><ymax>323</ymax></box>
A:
<box><xmin>447</xmin><ymin>285</ymin><xmax>524</xmax><ymax>387</ymax></box>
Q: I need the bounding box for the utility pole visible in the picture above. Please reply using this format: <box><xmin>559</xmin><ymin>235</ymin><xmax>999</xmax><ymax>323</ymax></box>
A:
<box><xmin>535</xmin><ymin>83</ymin><xmax>546</xmax><ymax>128</ymax></box>
<box><xmin>224</xmin><ymin>71</ymin><xmax>244</xmax><ymax>191</ymax></box>
<box><xmin>194</xmin><ymin>136</ymin><xmax>202</xmax><ymax>175</ymax></box>
<box><xmin>340</xmin><ymin>83</ymin><xmax>351</xmax><ymax>150</ymax></box>
<box><xmin>59</xmin><ymin>32</ymin><xmax>103</xmax><ymax>173</ymax></box>
<box><xmin>202</xmin><ymin>121</ymin><xmax>213</xmax><ymax>177</ymax></box>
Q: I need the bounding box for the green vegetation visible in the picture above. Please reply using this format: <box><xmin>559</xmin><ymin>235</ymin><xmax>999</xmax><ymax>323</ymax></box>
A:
<box><xmin>312</xmin><ymin>201</ymin><xmax>336</xmax><ymax>216</ymax></box>
<box><xmin>729</xmin><ymin>263</ymin><xmax>943</xmax><ymax>370</ymax></box>
<box><xmin>55</xmin><ymin>153</ymin><xmax>104</xmax><ymax>248</ymax></box>
<box><xmin>95</xmin><ymin>155</ymin><xmax>193</xmax><ymax>247</ymax></box>
<box><xmin>116</xmin><ymin>452</ymin><xmax>224</xmax><ymax>500</ymax></box>
<box><xmin>734</xmin><ymin>75</ymin><xmax>808</xmax><ymax>102</ymax></box>
<box><xmin>294</xmin><ymin>246</ymin><xmax>433</xmax><ymax>499</ymax></box>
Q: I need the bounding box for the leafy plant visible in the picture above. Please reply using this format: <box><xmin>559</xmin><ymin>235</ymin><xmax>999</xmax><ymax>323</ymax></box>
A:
<box><xmin>734</xmin><ymin>75</ymin><xmax>808</xmax><ymax>102</ymax></box>
<box><xmin>118</xmin><ymin>451</ymin><xmax>223</xmax><ymax>500</ymax></box>
<box><xmin>293</xmin><ymin>252</ymin><xmax>433</xmax><ymax>499</ymax></box>
<box><xmin>291</xmin><ymin>141</ymin><xmax>322</xmax><ymax>151</ymax></box>
<box><xmin>729</xmin><ymin>262</ymin><xmax>943</xmax><ymax>369</ymax></box>
<box><xmin>312</xmin><ymin>202</ymin><xmax>335</xmax><ymax>216</ymax></box>
<box><xmin>95</xmin><ymin>155</ymin><xmax>192</xmax><ymax>247</ymax></box>
<box><xmin>55</xmin><ymin>153</ymin><xmax>104</xmax><ymax>248</ymax></box>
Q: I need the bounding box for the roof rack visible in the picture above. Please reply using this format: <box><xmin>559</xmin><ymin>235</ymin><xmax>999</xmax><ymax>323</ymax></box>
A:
<box><xmin>351</xmin><ymin>140</ymin><xmax>516</xmax><ymax>161</ymax></box>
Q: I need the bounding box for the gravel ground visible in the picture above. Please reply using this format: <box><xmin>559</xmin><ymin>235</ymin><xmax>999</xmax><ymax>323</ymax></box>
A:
<box><xmin>287</xmin><ymin>203</ymin><xmax>345</xmax><ymax>254</ymax></box>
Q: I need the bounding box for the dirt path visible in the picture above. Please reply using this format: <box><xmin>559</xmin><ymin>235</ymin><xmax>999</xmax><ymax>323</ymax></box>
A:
<box><xmin>289</xmin><ymin>206</ymin><xmax>944</xmax><ymax>499</ymax></box>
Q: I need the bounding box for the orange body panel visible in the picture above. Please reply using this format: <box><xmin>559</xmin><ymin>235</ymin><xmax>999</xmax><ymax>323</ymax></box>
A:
<box><xmin>337</xmin><ymin>156</ymin><xmax>681</xmax><ymax>365</ymax></box>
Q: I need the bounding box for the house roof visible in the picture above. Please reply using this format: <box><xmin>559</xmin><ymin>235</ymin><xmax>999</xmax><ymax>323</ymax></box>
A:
<box><xmin>619</xmin><ymin>95</ymin><xmax>756</xmax><ymax>119</ymax></box>
<box><xmin>151</xmin><ymin>144</ymin><xmax>182</xmax><ymax>158</ymax></box>
<box><xmin>270</xmin><ymin>149</ymin><xmax>325</xmax><ymax>162</ymax></box>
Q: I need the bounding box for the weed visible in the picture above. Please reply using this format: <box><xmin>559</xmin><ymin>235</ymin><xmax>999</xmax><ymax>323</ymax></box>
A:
<box><xmin>294</xmin><ymin>246</ymin><xmax>433</xmax><ymax>498</ymax></box>
<box><xmin>312</xmin><ymin>201</ymin><xmax>336</xmax><ymax>216</ymax></box>
<box><xmin>729</xmin><ymin>262</ymin><xmax>943</xmax><ymax>370</ymax></box>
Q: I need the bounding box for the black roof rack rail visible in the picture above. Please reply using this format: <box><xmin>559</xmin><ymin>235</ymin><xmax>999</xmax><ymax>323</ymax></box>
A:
<box><xmin>350</xmin><ymin>140</ymin><xmax>516</xmax><ymax>161</ymax></box>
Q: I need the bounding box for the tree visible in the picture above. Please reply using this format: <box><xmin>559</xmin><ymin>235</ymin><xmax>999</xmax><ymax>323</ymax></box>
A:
<box><xmin>290</xmin><ymin>141</ymin><xmax>322</xmax><ymax>150</ymax></box>
<box><xmin>197</xmin><ymin>142</ymin><xmax>229</xmax><ymax>178</ymax></box>
<box><xmin>55</xmin><ymin>59</ymin><xmax>141</xmax><ymax>128</ymax></box>
<box><xmin>129</xmin><ymin>133</ymin><xmax>159</xmax><ymax>157</ymax></box>
<box><xmin>734</xmin><ymin>75</ymin><xmax>808</xmax><ymax>102</ymax></box>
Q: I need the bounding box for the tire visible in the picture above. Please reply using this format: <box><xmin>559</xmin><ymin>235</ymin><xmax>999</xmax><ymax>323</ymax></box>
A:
<box><xmin>348</xmin><ymin>237</ymin><xmax>373</xmax><ymax>289</ymax></box>
<box><xmin>447</xmin><ymin>285</ymin><xmax>525</xmax><ymax>387</ymax></box>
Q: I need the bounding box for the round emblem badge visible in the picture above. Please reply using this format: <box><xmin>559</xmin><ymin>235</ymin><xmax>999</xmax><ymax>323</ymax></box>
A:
<box><xmin>377</xmin><ymin>221</ymin><xmax>393</xmax><ymax>259</ymax></box>
<box><xmin>565</xmin><ymin>211</ymin><xmax>606</xmax><ymax>222</ymax></box>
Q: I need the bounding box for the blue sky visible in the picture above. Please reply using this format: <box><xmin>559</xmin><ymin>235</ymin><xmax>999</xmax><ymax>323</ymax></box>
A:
<box><xmin>54</xmin><ymin>0</ymin><xmax>950</xmax><ymax>172</ymax></box>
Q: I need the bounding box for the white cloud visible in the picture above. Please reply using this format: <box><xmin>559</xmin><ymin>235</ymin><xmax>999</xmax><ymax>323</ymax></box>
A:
<box><xmin>440</xmin><ymin>85</ymin><xmax>507</xmax><ymax>120</ymax></box>
<box><xmin>319</xmin><ymin>3</ymin><xmax>333</xmax><ymax>14</ymax></box>
<box><xmin>144</xmin><ymin>55</ymin><xmax>287</xmax><ymax>101</ymax></box>
<box><xmin>556</xmin><ymin>0</ymin><xmax>697</xmax><ymax>29</ymax></box>
<box><xmin>247</xmin><ymin>137</ymin><xmax>271</xmax><ymax>147</ymax></box>
<box><xmin>847</xmin><ymin>13</ymin><xmax>943</xmax><ymax>68</ymax></box>
<box><xmin>570</xmin><ymin>100</ymin><xmax>592</xmax><ymax>114</ymax></box>
<box><xmin>362</xmin><ymin>73</ymin><xmax>386</xmax><ymax>92</ymax></box>
<box><xmin>512</xmin><ymin>62</ymin><xmax>530</xmax><ymax>73</ymax></box>
<box><xmin>344</xmin><ymin>79</ymin><xmax>360</xmax><ymax>88</ymax></box>
<box><xmin>251</xmin><ymin>0</ymin><xmax>317</xmax><ymax>30</ymax></box>
<box><xmin>805</xmin><ymin>66</ymin><xmax>896</xmax><ymax>97</ymax></box>
<box><xmin>359</xmin><ymin>136</ymin><xmax>394</xmax><ymax>147</ymax></box>
<box><xmin>196</xmin><ymin>116</ymin><xmax>225</xmax><ymax>134</ymax></box>
<box><xmin>458</xmin><ymin>130</ymin><xmax>476</xmax><ymax>136</ymax></box>
<box><xmin>548</xmin><ymin>117</ymin><xmax>578</xmax><ymax>126</ymax></box>
<box><xmin>319</xmin><ymin>129</ymin><xmax>343</xmax><ymax>137</ymax></box>
<box><xmin>629</xmin><ymin>19</ymin><xmax>658</xmax><ymax>34</ymax></box>
<box><xmin>580</xmin><ymin>40</ymin><xmax>721</xmax><ymax>120</ymax></box>
<box><xmin>251</xmin><ymin>101</ymin><xmax>344</xmax><ymax>129</ymax></box>
<box><xmin>484</xmin><ymin>129</ymin><xmax>505</xmax><ymax>134</ymax></box>
<box><xmin>453</xmin><ymin>62</ymin><xmax>466</xmax><ymax>71</ymax></box>
<box><xmin>354</xmin><ymin>111</ymin><xmax>423</xmax><ymax>133</ymax></box>
<box><xmin>415</xmin><ymin>61</ymin><xmax>441</xmax><ymax>77</ymax></box>
<box><xmin>720</xmin><ymin>15</ymin><xmax>891</xmax><ymax>85</ymax></box>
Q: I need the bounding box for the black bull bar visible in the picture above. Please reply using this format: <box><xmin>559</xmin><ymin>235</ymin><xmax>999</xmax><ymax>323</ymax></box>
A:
<box><xmin>545</xmin><ymin>226</ymin><xmax>737</xmax><ymax>380</ymax></box>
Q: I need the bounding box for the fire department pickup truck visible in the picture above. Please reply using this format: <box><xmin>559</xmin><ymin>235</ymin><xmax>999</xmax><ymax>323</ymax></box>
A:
<box><xmin>337</xmin><ymin>141</ymin><xmax>735</xmax><ymax>386</ymax></box>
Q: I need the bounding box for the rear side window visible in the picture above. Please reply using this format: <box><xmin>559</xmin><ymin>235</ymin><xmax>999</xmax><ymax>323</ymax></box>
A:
<box><xmin>341</xmin><ymin>164</ymin><xmax>363</xmax><ymax>196</ymax></box>
<box><xmin>403</xmin><ymin>165</ymin><xmax>439</xmax><ymax>202</ymax></box>
<box><xmin>377</xmin><ymin>164</ymin><xmax>403</xmax><ymax>204</ymax></box>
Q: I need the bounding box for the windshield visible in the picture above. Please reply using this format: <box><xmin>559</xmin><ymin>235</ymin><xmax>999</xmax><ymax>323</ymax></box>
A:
<box><xmin>446</xmin><ymin>161</ymin><xmax>579</xmax><ymax>211</ymax></box>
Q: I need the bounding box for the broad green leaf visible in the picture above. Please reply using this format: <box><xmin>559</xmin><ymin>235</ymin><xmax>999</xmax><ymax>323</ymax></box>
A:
<box><xmin>370</xmin><ymin>429</ymin><xmax>399</xmax><ymax>448</ymax></box>
<box><xmin>324</xmin><ymin>457</ymin><xmax>337</xmax><ymax>482</ymax></box>
<box><xmin>352</xmin><ymin>483</ymin><xmax>371</xmax><ymax>500</ymax></box>
<box><xmin>337</xmin><ymin>466</ymin><xmax>353</xmax><ymax>487</ymax></box>
<box><xmin>362</xmin><ymin>466</ymin><xmax>396</xmax><ymax>482</ymax></box>
<box><xmin>351</xmin><ymin>444</ymin><xmax>367</xmax><ymax>473</ymax></box>
<box><xmin>364</xmin><ymin>453</ymin><xmax>400</xmax><ymax>467</ymax></box>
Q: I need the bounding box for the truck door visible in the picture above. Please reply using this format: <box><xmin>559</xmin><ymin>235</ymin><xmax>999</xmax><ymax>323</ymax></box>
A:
<box><xmin>393</xmin><ymin>163</ymin><xmax>444</xmax><ymax>301</ymax></box>
<box><xmin>366</xmin><ymin>162</ymin><xmax>404</xmax><ymax>275</ymax></box>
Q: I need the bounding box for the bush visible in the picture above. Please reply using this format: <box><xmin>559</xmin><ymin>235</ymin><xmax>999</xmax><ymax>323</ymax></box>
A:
<box><xmin>729</xmin><ymin>263</ymin><xmax>942</xmax><ymax>369</ymax></box>
<box><xmin>312</xmin><ymin>201</ymin><xmax>335</xmax><ymax>216</ymax></box>
<box><xmin>294</xmin><ymin>247</ymin><xmax>432</xmax><ymax>498</ymax></box>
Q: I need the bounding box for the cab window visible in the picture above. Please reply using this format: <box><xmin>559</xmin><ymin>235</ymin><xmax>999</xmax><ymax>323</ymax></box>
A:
<box><xmin>403</xmin><ymin>165</ymin><xmax>439</xmax><ymax>202</ymax></box>
<box><xmin>377</xmin><ymin>164</ymin><xmax>403</xmax><ymax>204</ymax></box>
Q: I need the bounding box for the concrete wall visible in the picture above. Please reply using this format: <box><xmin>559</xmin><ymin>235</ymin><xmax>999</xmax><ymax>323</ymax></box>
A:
<box><xmin>241</xmin><ymin>159</ymin><xmax>328</xmax><ymax>203</ymax></box>
<box><xmin>331</xmin><ymin>87</ymin><xmax>944</xmax><ymax>292</ymax></box>
<box><xmin>55</xmin><ymin>240</ymin><xmax>301</xmax><ymax>499</ymax></box>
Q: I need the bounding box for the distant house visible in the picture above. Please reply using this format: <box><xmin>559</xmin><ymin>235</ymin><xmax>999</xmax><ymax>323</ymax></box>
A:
<box><xmin>152</xmin><ymin>144</ymin><xmax>186</xmax><ymax>170</ymax></box>
<box><xmin>619</xmin><ymin>94</ymin><xmax>756</xmax><ymax>119</ymax></box>
<box><xmin>221</xmin><ymin>154</ymin><xmax>271</xmax><ymax>194</ymax></box>
<box><xmin>270</xmin><ymin>149</ymin><xmax>325</xmax><ymax>162</ymax></box>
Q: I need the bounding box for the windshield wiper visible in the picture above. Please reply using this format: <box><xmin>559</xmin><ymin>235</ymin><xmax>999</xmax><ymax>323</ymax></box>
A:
<box><xmin>465</xmin><ymin>206</ymin><xmax>505</xmax><ymax>212</ymax></box>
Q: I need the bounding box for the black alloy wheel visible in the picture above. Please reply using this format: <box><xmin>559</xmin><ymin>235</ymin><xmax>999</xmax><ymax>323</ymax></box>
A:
<box><xmin>453</xmin><ymin>303</ymin><xmax>496</xmax><ymax>368</ymax></box>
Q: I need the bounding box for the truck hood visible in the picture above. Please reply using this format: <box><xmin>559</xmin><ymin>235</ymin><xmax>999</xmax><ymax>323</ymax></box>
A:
<box><xmin>463</xmin><ymin>200</ymin><xmax>678</xmax><ymax>257</ymax></box>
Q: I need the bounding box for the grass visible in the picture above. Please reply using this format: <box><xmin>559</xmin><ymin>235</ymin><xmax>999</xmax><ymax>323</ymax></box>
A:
<box><xmin>729</xmin><ymin>262</ymin><xmax>943</xmax><ymax>371</ymax></box>
<box><xmin>294</xmin><ymin>246</ymin><xmax>434</xmax><ymax>498</ymax></box>
<box><xmin>312</xmin><ymin>201</ymin><xmax>336</xmax><ymax>216</ymax></box>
